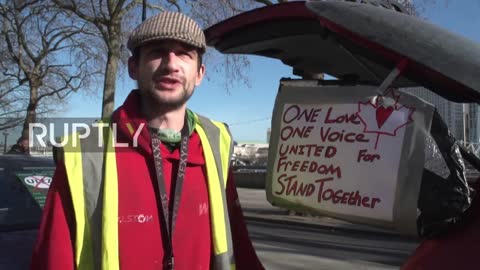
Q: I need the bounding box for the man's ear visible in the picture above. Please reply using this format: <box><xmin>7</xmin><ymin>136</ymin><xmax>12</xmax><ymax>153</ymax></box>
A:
<box><xmin>128</xmin><ymin>57</ymin><xmax>138</xmax><ymax>80</ymax></box>
<box><xmin>195</xmin><ymin>64</ymin><xmax>206</xmax><ymax>86</ymax></box>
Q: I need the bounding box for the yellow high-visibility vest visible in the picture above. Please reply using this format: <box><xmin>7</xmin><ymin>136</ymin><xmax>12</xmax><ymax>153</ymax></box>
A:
<box><xmin>58</xmin><ymin>113</ymin><xmax>235</xmax><ymax>270</ymax></box>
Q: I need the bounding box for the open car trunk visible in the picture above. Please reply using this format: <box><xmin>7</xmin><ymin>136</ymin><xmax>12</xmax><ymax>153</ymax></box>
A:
<box><xmin>205</xmin><ymin>1</ymin><xmax>480</xmax><ymax>236</ymax></box>
<box><xmin>205</xmin><ymin>1</ymin><xmax>480</xmax><ymax>103</ymax></box>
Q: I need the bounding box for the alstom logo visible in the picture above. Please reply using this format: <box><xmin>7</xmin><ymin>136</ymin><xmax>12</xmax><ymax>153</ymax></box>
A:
<box><xmin>118</xmin><ymin>214</ymin><xmax>154</xmax><ymax>224</ymax></box>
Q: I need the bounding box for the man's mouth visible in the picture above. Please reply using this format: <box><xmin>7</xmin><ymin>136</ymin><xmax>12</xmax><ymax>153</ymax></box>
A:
<box><xmin>155</xmin><ymin>77</ymin><xmax>182</xmax><ymax>89</ymax></box>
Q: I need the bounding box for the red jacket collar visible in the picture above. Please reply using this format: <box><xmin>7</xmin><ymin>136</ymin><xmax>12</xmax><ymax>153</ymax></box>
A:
<box><xmin>111</xmin><ymin>90</ymin><xmax>204</xmax><ymax>164</ymax></box>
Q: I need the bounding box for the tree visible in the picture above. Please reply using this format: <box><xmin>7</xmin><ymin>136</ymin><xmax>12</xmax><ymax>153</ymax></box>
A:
<box><xmin>52</xmin><ymin>0</ymin><xmax>168</xmax><ymax>118</ymax></box>
<box><xmin>54</xmin><ymin>0</ymin><xmax>314</xmax><ymax>118</ymax></box>
<box><xmin>0</xmin><ymin>0</ymin><xmax>100</xmax><ymax>139</ymax></box>
<box><xmin>0</xmin><ymin>19</ymin><xmax>25</xmax><ymax>131</ymax></box>
<box><xmin>0</xmin><ymin>72</ymin><xmax>24</xmax><ymax>131</ymax></box>
<box><xmin>53</xmin><ymin>0</ymin><xmax>437</xmax><ymax>118</ymax></box>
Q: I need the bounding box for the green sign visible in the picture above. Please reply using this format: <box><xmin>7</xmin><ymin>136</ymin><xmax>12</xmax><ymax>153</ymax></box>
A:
<box><xmin>15</xmin><ymin>171</ymin><xmax>54</xmax><ymax>208</ymax></box>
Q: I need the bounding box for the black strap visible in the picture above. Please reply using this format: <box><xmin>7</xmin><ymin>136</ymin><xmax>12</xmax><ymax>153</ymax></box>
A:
<box><xmin>150</xmin><ymin>120</ymin><xmax>190</xmax><ymax>270</ymax></box>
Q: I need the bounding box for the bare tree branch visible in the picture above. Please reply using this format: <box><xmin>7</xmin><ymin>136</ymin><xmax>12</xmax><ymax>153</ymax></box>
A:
<box><xmin>116</xmin><ymin>0</ymin><xmax>139</xmax><ymax>18</ymax></box>
<box><xmin>50</xmin><ymin>0</ymin><xmax>439</xmax><ymax>120</ymax></box>
<box><xmin>13</xmin><ymin>0</ymin><xmax>41</xmax><ymax>11</ymax></box>
<box><xmin>0</xmin><ymin>1</ymin><xmax>101</xmax><ymax>138</ymax></box>
<box><xmin>166</xmin><ymin>0</ymin><xmax>181</xmax><ymax>12</ymax></box>
<box><xmin>0</xmin><ymin>118</ymin><xmax>24</xmax><ymax>131</ymax></box>
<box><xmin>0</xmin><ymin>109</ymin><xmax>25</xmax><ymax>117</ymax></box>
<box><xmin>52</xmin><ymin>0</ymin><xmax>108</xmax><ymax>25</ymax></box>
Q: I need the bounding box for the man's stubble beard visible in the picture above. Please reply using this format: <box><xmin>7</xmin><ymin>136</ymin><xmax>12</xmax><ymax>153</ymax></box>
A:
<box><xmin>138</xmin><ymin>81</ymin><xmax>194</xmax><ymax>111</ymax></box>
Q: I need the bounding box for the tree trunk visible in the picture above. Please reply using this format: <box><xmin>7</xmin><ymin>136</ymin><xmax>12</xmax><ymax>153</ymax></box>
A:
<box><xmin>101</xmin><ymin>49</ymin><xmax>119</xmax><ymax>118</ymax></box>
<box><xmin>101</xmin><ymin>25</ymin><xmax>121</xmax><ymax>119</ymax></box>
<box><xmin>21</xmin><ymin>85</ymin><xmax>38</xmax><ymax>141</ymax></box>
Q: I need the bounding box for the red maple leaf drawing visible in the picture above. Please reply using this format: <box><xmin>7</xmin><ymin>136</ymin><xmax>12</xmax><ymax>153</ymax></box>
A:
<box><xmin>356</xmin><ymin>89</ymin><xmax>415</xmax><ymax>149</ymax></box>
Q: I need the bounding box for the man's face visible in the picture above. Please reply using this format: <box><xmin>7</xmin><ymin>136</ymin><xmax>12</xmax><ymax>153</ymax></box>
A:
<box><xmin>128</xmin><ymin>40</ymin><xmax>205</xmax><ymax>110</ymax></box>
<box><xmin>19</xmin><ymin>139</ymin><xmax>29</xmax><ymax>152</ymax></box>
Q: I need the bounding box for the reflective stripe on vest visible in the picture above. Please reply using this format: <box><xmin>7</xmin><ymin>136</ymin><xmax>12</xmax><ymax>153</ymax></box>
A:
<box><xmin>195</xmin><ymin>114</ymin><xmax>235</xmax><ymax>270</ymax></box>
<box><xmin>61</xmin><ymin>114</ymin><xmax>235</xmax><ymax>270</ymax></box>
<box><xmin>63</xmin><ymin>123</ymin><xmax>119</xmax><ymax>270</ymax></box>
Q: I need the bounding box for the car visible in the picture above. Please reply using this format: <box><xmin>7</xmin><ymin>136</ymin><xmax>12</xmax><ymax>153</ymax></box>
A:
<box><xmin>253</xmin><ymin>147</ymin><xmax>269</xmax><ymax>166</ymax></box>
<box><xmin>204</xmin><ymin>1</ymin><xmax>480</xmax><ymax>268</ymax></box>
<box><xmin>234</xmin><ymin>143</ymin><xmax>269</xmax><ymax>165</ymax></box>
<box><xmin>205</xmin><ymin>1</ymin><xmax>479</xmax><ymax>102</ymax></box>
<box><xmin>0</xmin><ymin>154</ymin><xmax>55</xmax><ymax>270</ymax></box>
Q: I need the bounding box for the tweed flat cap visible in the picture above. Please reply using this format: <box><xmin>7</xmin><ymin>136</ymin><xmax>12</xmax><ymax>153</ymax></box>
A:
<box><xmin>127</xmin><ymin>12</ymin><xmax>206</xmax><ymax>52</ymax></box>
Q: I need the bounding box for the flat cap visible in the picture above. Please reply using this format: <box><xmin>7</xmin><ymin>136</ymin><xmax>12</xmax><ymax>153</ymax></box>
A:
<box><xmin>127</xmin><ymin>12</ymin><xmax>206</xmax><ymax>53</ymax></box>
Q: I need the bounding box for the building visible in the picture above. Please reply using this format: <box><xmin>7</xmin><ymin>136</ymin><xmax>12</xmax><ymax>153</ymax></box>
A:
<box><xmin>403</xmin><ymin>87</ymin><xmax>480</xmax><ymax>143</ymax></box>
<box><xmin>468</xmin><ymin>104</ymin><xmax>480</xmax><ymax>143</ymax></box>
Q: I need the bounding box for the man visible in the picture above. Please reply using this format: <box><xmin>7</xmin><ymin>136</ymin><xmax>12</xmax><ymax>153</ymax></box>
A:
<box><xmin>31</xmin><ymin>12</ymin><xmax>264</xmax><ymax>270</ymax></box>
<box><xmin>7</xmin><ymin>137</ymin><xmax>29</xmax><ymax>155</ymax></box>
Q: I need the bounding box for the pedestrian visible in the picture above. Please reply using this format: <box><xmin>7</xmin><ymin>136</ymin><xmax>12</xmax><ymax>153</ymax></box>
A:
<box><xmin>31</xmin><ymin>12</ymin><xmax>264</xmax><ymax>270</ymax></box>
<box><xmin>7</xmin><ymin>137</ymin><xmax>30</xmax><ymax>155</ymax></box>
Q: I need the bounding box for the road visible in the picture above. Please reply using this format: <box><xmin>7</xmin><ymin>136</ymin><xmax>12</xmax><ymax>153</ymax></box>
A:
<box><xmin>247</xmin><ymin>218</ymin><xmax>417</xmax><ymax>270</ymax></box>
<box><xmin>0</xmin><ymin>188</ymin><xmax>418</xmax><ymax>270</ymax></box>
<box><xmin>239</xmin><ymin>188</ymin><xmax>419</xmax><ymax>270</ymax></box>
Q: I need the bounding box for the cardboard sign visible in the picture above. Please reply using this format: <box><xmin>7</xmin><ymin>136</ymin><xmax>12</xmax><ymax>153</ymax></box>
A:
<box><xmin>266</xmin><ymin>81</ymin><xmax>434</xmax><ymax>235</ymax></box>
<box><xmin>16</xmin><ymin>171</ymin><xmax>54</xmax><ymax>208</ymax></box>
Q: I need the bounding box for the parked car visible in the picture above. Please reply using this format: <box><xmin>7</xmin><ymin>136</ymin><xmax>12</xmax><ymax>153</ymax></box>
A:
<box><xmin>0</xmin><ymin>154</ymin><xmax>55</xmax><ymax>270</ymax></box>
<box><xmin>234</xmin><ymin>143</ymin><xmax>269</xmax><ymax>165</ymax></box>
<box><xmin>205</xmin><ymin>1</ymin><xmax>480</xmax><ymax>269</ymax></box>
<box><xmin>253</xmin><ymin>147</ymin><xmax>269</xmax><ymax>166</ymax></box>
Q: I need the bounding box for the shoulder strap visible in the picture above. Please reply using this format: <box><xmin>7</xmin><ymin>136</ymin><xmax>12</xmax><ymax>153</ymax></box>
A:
<box><xmin>195</xmin><ymin>113</ymin><xmax>234</xmax><ymax>182</ymax></box>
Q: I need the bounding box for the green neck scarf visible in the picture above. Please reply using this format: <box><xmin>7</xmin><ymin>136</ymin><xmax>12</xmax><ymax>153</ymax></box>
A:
<box><xmin>149</xmin><ymin>109</ymin><xmax>195</xmax><ymax>151</ymax></box>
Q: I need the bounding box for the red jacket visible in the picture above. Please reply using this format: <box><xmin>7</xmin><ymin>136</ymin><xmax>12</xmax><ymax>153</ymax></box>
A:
<box><xmin>31</xmin><ymin>90</ymin><xmax>264</xmax><ymax>270</ymax></box>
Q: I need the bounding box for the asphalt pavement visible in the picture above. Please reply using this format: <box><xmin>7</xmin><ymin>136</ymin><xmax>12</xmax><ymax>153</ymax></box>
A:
<box><xmin>237</xmin><ymin>188</ymin><xmax>418</xmax><ymax>238</ymax></box>
<box><xmin>238</xmin><ymin>188</ymin><xmax>420</xmax><ymax>269</ymax></box>
<box><xmin>247</xmin><ymin>218</ymin><xmax>417</xmax><ymax>270</ymax></box>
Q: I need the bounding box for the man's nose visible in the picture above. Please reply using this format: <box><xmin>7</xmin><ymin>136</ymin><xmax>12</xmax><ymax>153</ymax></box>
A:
<box><xmin>162</xmin><ymin>52</ymin><xmax>179</xmax><ymax>71</ymax></box>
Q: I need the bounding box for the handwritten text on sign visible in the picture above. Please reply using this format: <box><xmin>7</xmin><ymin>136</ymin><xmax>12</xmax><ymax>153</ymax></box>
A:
<box><xmin>272</xmin><ymin>102</ymin><xmax>408</xmax><ymax>221</ymax></box>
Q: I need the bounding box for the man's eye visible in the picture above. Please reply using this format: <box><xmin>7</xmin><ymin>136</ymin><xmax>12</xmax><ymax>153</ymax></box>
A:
<box><xmin>177</xmin><ymin>50</ymin><xmax>192</xmax><ymax>57</ymax></box>
<box><xmin>150</xmin><ymin>49</ymin><xmax>166</xmax><ymax>56</ymax></box>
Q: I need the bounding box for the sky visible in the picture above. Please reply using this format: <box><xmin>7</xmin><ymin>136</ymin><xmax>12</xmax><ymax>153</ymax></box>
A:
<box><xmin>63</xmin><ymin>1</ymin><xmax>480</xmax><ymax>144</ymax></box>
